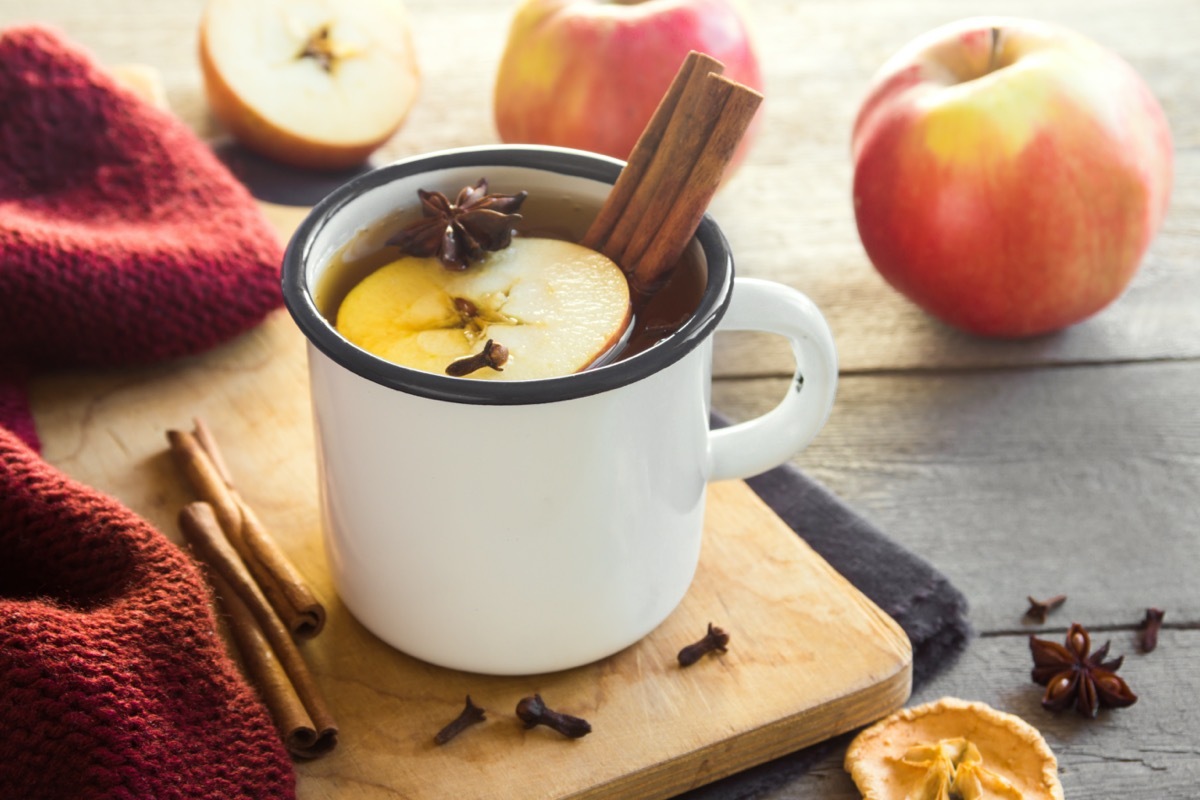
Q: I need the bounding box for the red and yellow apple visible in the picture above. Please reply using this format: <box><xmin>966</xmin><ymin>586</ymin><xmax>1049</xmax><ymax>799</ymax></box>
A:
<box><xmin>494</xmin><ymin>0</ymin><xmax>763</xmax><ymax>173</ymax></box>
<box><xmin>851</xmin><ymin>17</ymin><xmax>1173</xmax><ymax>337</ymax></box>
<box><xmin>199</xmin><ymin>0</ymin><xmax>420</xmax><ymax>171</ymax></box>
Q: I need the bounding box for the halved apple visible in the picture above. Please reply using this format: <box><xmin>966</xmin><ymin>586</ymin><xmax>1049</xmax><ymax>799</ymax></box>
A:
<box><xmin>336</xmin><ymin>238</ymin><xmax>633</xmax><ymax>380</ymax></box>
<box><xmin>198</xmin><ymin>0</ymin><xmax>420</xmax><ymax>170</ymax></box>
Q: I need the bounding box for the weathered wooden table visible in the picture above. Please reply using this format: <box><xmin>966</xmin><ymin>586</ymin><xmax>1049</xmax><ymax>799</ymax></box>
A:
<box><xmin>6</xmin><ymin>0</ymin><xmax>1198</xmax><ymax>796</ymax></box>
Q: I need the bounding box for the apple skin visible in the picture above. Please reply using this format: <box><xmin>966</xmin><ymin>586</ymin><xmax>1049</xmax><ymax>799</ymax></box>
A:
<box><xmin>851</xmin><ymin>17</ymin><xmax>1173</xmax><ymax>338</ymax></box>
<box><xmin>494</xmin><ymin>0</ymin><xmax>764</xmax><ymax>172</ymax></box>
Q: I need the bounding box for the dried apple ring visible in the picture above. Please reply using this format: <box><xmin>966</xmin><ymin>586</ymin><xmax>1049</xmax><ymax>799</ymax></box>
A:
<box><xmin>844</xmin><ymin>697</ymin><xmax>1064</xmax><ymax>800</ymax></box>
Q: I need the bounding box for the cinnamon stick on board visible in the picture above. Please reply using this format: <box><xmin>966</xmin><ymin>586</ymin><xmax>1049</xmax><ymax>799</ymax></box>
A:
<box><xmin>582</xmin><ymin>50</ymin><xmax>762</xmax><ymax>295</ymax></box>
<box><xmin>167</xmin><ymin>420</ymin><xmax>326</xmax><ymax>637</ymax></box>
<box><xmin>180</xmin><ymin>502</ymin><xmax>338</xmax><ymax>759</ymax></box>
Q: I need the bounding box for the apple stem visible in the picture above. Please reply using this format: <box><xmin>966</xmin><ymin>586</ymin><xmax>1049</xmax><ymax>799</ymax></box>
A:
<box><xmin>986</xmin><ymin>26</ymin><xmax>1002</xmax><ymax>75</ymax></box>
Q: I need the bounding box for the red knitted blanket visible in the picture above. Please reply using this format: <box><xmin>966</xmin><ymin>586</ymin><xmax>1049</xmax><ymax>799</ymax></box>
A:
<box><xmin>0</xmin><ymin>428</ymin><xmax>295</xmax><ymax>797</ymax></box>
<box><xmin>0</xmin><ymin>26</ymin><xmax>295</xmax><ymax>797</ymax></box>
<box><xmin>0</xmin><ymin>25</ymin><xmax>283</xmax><ymax>449</ymax></box>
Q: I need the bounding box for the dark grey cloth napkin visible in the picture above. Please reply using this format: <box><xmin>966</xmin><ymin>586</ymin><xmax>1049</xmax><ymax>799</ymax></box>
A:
<box><xmin>679</xmin><ymin>415</ymin><xmax>973</xmax><ymax>798</ymax></box>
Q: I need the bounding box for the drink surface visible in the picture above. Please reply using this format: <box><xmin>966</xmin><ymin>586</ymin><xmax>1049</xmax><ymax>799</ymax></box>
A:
<box><xmin>318</xmin><ymin>193</ymin><xmax>709</xmax><ymax>378</ymax></box>
<box><xmin>336</xmin><ymin>237</ymin><xmax>632</xmax><ymax>380</ymax></box>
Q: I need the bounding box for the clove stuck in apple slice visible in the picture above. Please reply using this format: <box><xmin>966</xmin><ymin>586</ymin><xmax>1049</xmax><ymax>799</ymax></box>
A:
<box><xmin>336</xmin><ymin>238</ymin><xmax>633</xmax><ymax>380</ymax></box>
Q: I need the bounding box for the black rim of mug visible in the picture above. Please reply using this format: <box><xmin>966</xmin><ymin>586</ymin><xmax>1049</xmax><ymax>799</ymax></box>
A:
<box><xmin>280</xmin><ymin>145</ymin><xmax>735</xmax><ymax>406</ymax></box>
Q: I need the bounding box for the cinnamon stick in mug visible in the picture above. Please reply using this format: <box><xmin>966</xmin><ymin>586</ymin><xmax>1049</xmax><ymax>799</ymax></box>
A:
<box><xmin>583</xmin><ymin>50</ymin><xmax>762</xmax><ymax>295</ymax></box>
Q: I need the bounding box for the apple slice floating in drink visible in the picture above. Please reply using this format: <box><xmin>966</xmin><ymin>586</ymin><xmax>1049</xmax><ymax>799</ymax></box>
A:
<box><xmin>336</xmin><ymin>238</ymin><xmax>632</xmax><ymax>380</ymax></box>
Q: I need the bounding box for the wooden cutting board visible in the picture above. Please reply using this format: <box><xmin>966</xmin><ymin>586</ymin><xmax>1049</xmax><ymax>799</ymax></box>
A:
<box><xmin>28</xmin><ymin>203</ymin><xmax>911</xmax><ymax>800</ymax></box>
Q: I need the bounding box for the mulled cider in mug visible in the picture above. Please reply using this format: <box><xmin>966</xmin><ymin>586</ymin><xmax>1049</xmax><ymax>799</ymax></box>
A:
<box><xmin>315</xmin><ymin>179</ymin><xmax>709</xmax><ymax>379</ymax></box>
<box><xmin>282</xmin><ymin>146</ymin><xmax>837</xmax><ymax>675</ymax></box>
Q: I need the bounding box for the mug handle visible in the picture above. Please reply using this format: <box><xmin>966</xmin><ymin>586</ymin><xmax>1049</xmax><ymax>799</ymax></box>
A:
<box><xmin>708</xmin><ymin>278</ymin><xmax>838</xmax><ymax>481</ymax></box>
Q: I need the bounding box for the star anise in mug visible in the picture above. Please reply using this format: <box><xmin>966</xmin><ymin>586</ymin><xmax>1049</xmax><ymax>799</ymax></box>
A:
<box><xmin>388</xmin><ymin>179</ymin><xmax>527</xmax><ymax>270</ymax></box>
<box><xmin>1029</xmin><ymin>622</ymin><xmax>1138</xmax><ymax>718</ymax></box>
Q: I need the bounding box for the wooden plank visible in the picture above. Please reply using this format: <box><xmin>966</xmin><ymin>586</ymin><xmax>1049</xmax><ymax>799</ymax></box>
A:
<box><xmin>28</xmin><ymin>311</ymin><xmax>911</xmax><ymax>800</ymax></box>
<box><xmin>711</xmin><ymin>131</ymin><xmax>1200</xmax><ymax>376</ymax></box>
<box><xmin>713</xmin><ymin>363</ymin><xmax>1200</xmax><ymax>633</ymax></box>
<box><xmin>705</xmin><ymin>0</ymin><xmax>1200</xmax><ymax>376</ymax></box>
<box><xmin>5</xmin><ymin>0</ymin><xmax>1198</xmax><ymax>375</ymax></box>
<box><xmin>6</xmin><ymin>1</ymin><xmax>1199</xmax><ymax>795</ymax></box>
<box><xmin>707</xmin><ymin>0</ymin><xmax>1200</xmax><ymax>375</ymax></box>
<box><xmin>701</xmin><ymin>630</ymin><xmax>1200</xmax><ymax>799</ymax></box>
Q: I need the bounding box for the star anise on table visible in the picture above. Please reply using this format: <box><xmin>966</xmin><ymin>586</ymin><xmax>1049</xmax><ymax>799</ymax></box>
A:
<box><xmin>1029</xmin><ymin>622</ymin><xmax>1138</xmax><ymax>718</ymax></box>
<box><xmin>387</xmin><ymin>178</ymin><xmax>527</xmax><ymax>270</ymax></box>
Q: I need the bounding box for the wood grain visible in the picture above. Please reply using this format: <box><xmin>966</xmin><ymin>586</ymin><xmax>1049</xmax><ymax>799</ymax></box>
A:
<box><xmin>733</xmin><ymin>631</ymin><xmax>1200</xmax><ymax>800</ymax></box>
<box><xmin>706</xmin><ymin>0</ymin><xmax>1200</xmax><ymax>375</ymax></box>
<box><xmin>6</xmin><ymin>0</ymin><xmax>1197</xmax><ymax>375</ymax></box>
<box><xmin>26</xmin><ymin>199</ymin><xmax>911</xmax><ymax>798</ymax></box>
<box><xmin>714</xmin><ymin>364</ymin><xmax>1200</xmax><ymax>632</ymax></box>
<box><xmin>7</xmin><ymin>0</ymin><xmax>1200</xmax><ymax>795</ymax></box>
<box><xmin>30</xmin><ymin>313</ymin><xmax>911</xmax><ymax>799</ymax></box>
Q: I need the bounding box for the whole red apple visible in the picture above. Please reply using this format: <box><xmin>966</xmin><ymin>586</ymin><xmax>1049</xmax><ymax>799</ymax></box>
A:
<box><xmin>851</xmin><ymin>18</ymin><xmax>1172</xmax><ymax>337</ymax></box>
<box><xmin>493</xmin><ymin>0</ymin><xmax>763</xmax><ymax>173</ymax></box>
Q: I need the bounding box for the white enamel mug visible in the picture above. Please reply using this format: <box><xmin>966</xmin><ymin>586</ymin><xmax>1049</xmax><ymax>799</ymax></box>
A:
<box><xmin>282</xmin><ymin>146</ymin><xmax>837</xmax><ymax>675</ymax></box>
